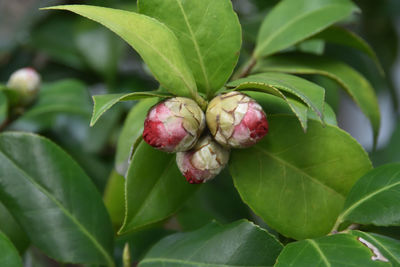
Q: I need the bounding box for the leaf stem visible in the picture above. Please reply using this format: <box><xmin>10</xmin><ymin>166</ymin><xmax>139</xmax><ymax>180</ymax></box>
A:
<box><xmin>123</xmin><ymin>243</ymin><xmax>131</xmax><ymax>267</ymax></box>
<box><xmin>193</xmin><ymin>93</ymin><xmax>208</xmax><ymax>111</ymax></box>
<box><xmin>231</xmin><ymin>56</ymin><xmax>257</xmax><ymax>81</ymax></box>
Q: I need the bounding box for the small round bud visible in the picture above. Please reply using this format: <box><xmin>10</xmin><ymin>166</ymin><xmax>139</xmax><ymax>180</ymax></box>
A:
<box><xmin>143</xmin><ymin>97</ymin><xmax>205</xmax><ymax>153</ymax></box>
<box><xmin>7</xmin><ymin>68</ymin><xmax>41</xmax><ymax>103</ymax></box>
<box><xmin>206</xmin><ymin>91</ymin><xmax>268</xmax><ymax>148</ymax></box>
<box><xmin>176</xmin><ymin>135</ymin><xmax>230</xmax><ymax>184</ymax></box>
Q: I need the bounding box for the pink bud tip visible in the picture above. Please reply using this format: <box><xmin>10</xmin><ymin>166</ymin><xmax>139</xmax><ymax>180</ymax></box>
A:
<box><xmin>142</xmin><ymin>97</ymin><xmax>205</xmax><ymax>153</ymax></box>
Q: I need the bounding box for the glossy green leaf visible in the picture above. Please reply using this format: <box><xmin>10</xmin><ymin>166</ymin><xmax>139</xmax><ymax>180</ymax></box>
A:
<box><xmin>0</xmin><ymin>132</ymin><xmax>114</xmax><ymax>266</ymax></box>
<box><xmin>43</xmin><ymin>5</ymin><xmax>198</xmax><ymax>99</ymax></box>
<box><xmin>350</xmin><ymin>231</ymin><xmax>400</xmax><ymax>266</ymax></box>
<box><xmin>254</xmin><ymin>0</ymin><xmax>358</xmax><ymax>58</ymax></box>
<box><xmin>336</xmin><ymin>164</ymin><xmax>400</xmax><ymax>229</ymax></box>
<box><xmin>0</xmin><ymin>202</ymin><xmax>29</xmax><ymax>253</ymax></box>
<box><xmin>115</xmin><ymin>98</ymin><xmax>158</xmax><ymax>175</ymax></box>
<box><xmin>254</xmin><ymin>53</ymin><xmax>381</xmax><ymax>142</ymax></box>
<box><xmin>139</xmin><ymin>0</ymin><xmax>241</xmax><ymax>97</ymax></box>
<box><xmin>228</xmin><ymin>72</ymin><xmax>326</xmax><ymax>128</ymax></box>
<box><xmin>139</xmin><ymin>220</ymin><xmax>283</xmax><ymax>267</ymax></box>
<box><xmin>0</xmin><ymin>231</ymin><xmax>22</xmax><ymax>267</ymax></box>
<box><xmin>104</xmin><ymin>170</ymin><xmax>126</xmax><ymax>231</ymax></box>
<box><xmin>91</xmin><ymin>91</ymin><xmax>171</xmax><ymax>126</ymax></box>
<box><xmin>275</xmin><ymin>233</ymin><xmax>390</xmax><ymax>266</ymax></box>
<box><xmin>312</xmin><ymin>26</ymin><xmax>383</xmax><ymax>73</ymax></box>
<box><xmin>119</xmin><ymin>141</ymin><xmax>199</xmax><ymax>234</ymax></box>
<box><xmin>230</xmin><ymin>115</ymin><xmax>372</xmax><ymax>239</ymax></box>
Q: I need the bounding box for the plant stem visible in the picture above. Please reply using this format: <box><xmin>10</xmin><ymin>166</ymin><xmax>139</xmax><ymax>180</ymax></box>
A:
<box><xmin>123</xmin><ymin>242</ymin><xmax>131</xmax><ymax>267</ymax></box>
<box><xmin>194</xmin><ymin>93</ymin><xmax>208</xmax><ymax>111</ymax></box>
<box><xmin>231</xmin><ymin>56</ymin><xmax>257</xmax><ymax>81</ymax></box>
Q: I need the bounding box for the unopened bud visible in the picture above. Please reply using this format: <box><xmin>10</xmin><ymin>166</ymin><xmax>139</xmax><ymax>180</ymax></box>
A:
<box><xmin>143</xmin><ymin>97</ymin><xmax>205</xmax><ymax>153</ymax></box>
<box><xmin>206</xmin><ymin>91</ymin><xmax>268</xmax><ymax>148</ymax></box>
<box><xmin>176</xmin><ymin>135</ymin><xmax>230</xmax><ymax>184</ymax></box>
<box><xmin>7</xmin><ymin>68</ymin><xmax>41</xmax><ymax>103</ymax></box>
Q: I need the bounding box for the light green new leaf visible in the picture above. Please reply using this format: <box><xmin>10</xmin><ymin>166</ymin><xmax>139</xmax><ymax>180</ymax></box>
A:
<box><xmin>350</xmin><ymin>231</ymin><xmax>400</xmax><ymax>266</ymax></box>
<box><xmin>228</xmin><ymin>72</ymin><xmax>326</xmax><ymax>128</ymax></box>
<box><xmin>139</xmin><ymin>220</ymin><xmax>283</xmax><ymax>267</ymax></box>
<box><xmin>90</xmin><ymin>91</ymin><xmax>171</xmax><ymax>126</ymax></box>
<box><xmin>336</xmin><ymin>164</ymin><xmax>400</xmax><ymax>229</ymax></box>
<box><xmin>230</xmin><ymin>115</ymin><xmax>372</xmax><ymax>239</ymax></box>
<box><xmin>254</xmin><ymin>53</ymin><xmax>381</xmax><ymax>143</ymax></box>
<box><xmin>255</xmin><ymin>0</ymin><xmax>358</xmax><ymax>58</ymax></box>
<box><xmin>115</xmin><ymin>98</ymin><xmax>158</xmax><ymax>175</ymax></box>
<box><xmin>119</xmin><ymin>141</ymin><xmax>199</xmax><ymax>234</ymax></box>
<box><xmin>0</xmin><ymin>232</ymin><xmax>22</xmax><ymax>267</ymax></box>
<box><xmin>275</xmin><ymin>233</ymin><xmax>390</xmax><ymax>266</ymax></box>
<box><xmin>312</xmin><ymin>26</ymin><xmax>383</xmax><ymax>73</ymax></box>
<box><xmin>139</xmin><ymin>0</ymin><xmax>241</xmax><ymax>97</ymax></box>
<box><xmin>43</xmin><ymin>5</ymin><xmax>198</xmax><ymax>99</ymax></box>
<box><xmin>0</xmin><ymin>132</ymin><xmax>114</xmax><ymax>266</ymax></box>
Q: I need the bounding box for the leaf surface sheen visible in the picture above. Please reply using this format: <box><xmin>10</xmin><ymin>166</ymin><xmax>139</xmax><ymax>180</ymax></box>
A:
<box><xmin>230</xmin><ymin>115</ymin><xmax>372</xmax><ymax>239</ymax></box>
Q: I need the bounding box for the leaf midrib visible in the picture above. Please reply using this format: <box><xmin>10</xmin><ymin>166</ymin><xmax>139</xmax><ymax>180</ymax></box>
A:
<box><xmin>0</xmin><ymin>150</ymin><xmax>114</xmax><ymax>267</ymax></box>
<box><xmin>140</xmin><ymin>258</ymin><xmax>272</xmax><ymax>267</ymax></box>
<box><xmin>254</xmin><ymin>146</ymin><xmax>345</xmax><ymax>198</ymax></box>
<box><xmin>307</xmin><ymin>239</ymin><xmax>331</xmax><ymax>267</ymax></box>
<box><xmin>256</xmin><ymin>3</ymin><xmax>351</xmax><ymax>56</ymax></box>
<box><xmin>176</xmin><ymin>0</ymin><xmax>211</xmax><ymax>94</ymax></box>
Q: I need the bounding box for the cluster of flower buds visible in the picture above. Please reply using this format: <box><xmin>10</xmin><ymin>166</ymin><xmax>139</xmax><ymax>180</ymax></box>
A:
<box><xmin>7</xmin><ymin>67</ymin><xmax>41</xmax><ymax>105</ymax></box>
<box><xmin>142</xmin><ymin>91</ymin><xmax>268</xmax><ymax>184</ymax></box>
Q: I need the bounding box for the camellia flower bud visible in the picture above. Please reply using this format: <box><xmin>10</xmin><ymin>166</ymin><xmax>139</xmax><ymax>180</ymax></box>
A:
<box><xmin>143</xmin><ymin>97</ymin><xmax>205</xmax><ymax>153</ymax></box>
<box><xmin>206</xmin><ymin>91</ymin><xmax>268</xmax><ymax>148</ymax></box>
<box><xmin>7</xmin><ymin>67</ymin><xmax>41</xmax><ymax>103</ymax></box>
<box><xmin>176</xmin><ymin>135</ymin><xmax>230</xmax><ymax>184</ymax></box>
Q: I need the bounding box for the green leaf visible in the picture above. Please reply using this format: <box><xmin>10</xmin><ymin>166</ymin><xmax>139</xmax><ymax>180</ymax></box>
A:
<box><xmin>254</xmin><ymin>0</ymin><xmax>358</xmax><ymax>58</ymax></box>
<box><xmin>336</xmin><ymin>163</ymin><xmax>400</xmax><ymax>229</ymax></box>
<box><xmin>91</xmin><ymin>91</ymin><xmax>171</xmax><ymax>126</ymax></box>
<box><xmin>309</xmin><ymin>102</ymin><xmax>337</xmax><ymax>126</ymax></box>
<box><xmin>254</xmin><ymin>53</ymin><xmax>381</xmax><ymax>143</ymax></box>
<box><xmin>275</xmin><ymin>233</ymin><xmax>390</xmax><ymax>266</ymax></box>
<box><xmin>228</xmin><ymin>72</ymin><xmax>326</xmax><ymax>127</ymax></box>
<box><xmin>0</xmin><ymin>202</ymin><xmax>29</xmax><ymax>253</ymax></box>
<box><xmin>230</xmin><ymin>115</ymin><xmax>372</xmax><ymax>240</ymax></box>
<box><xmin>119</xmin><ymin>141</ymin><xmax>199</xmax><ymax>234</ymax></box>
<box><xmin>312</xmin><ymin>26</ymin><xmax>383</xmax><ymax>73</ymax></box>
<box><xmin>350</xmin><ymin>231</ymin><xmax>400</xmax><ymax>266</ymax></box>
<box><xmin>0</xmin><ymin>132</ymin><xmax>114</xmax><ymax>266</ymax></box>
<box><xmin>138</xmin><ymin>220</ymin><xmax>283</xmax><ymax>267</ymax></box>
<box><xmin>139</xmin><ymin>0</ymin><xmax>241</xmax><ymax>97</ymax></box>
<box><xmin>104</xmin><ymin>170</ymin><xmax>126</xmax><ymax>231</ymax></box>
<box><xmin>0</xmin><ymin>231</ymin><xmax>22</xmax><ymax>267</ymax></box>
<box><xmin>43</xmin><ymin>5</ymin><xmax>198</xmax><ymax>99</ymax></box>
<box><xmin>115</xmin><ymin>98</ymin><xmax>158</xmax><ymax>175</ymax></box>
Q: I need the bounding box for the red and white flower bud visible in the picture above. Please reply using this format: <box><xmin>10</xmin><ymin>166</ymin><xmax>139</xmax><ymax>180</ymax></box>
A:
<box><xmin>7</xmin><ymin>68</ymin><xmax>41</xmax><ymax>103</ymax></box>
<box><xmin>206</xmin><ymin>91</ymin><xmax>268</xmax><ymax>148</ymax></box>
<box><xmin>176</xmin><ymin>135</ymin><xmax>230</xmax><ymax>184</ymax></box>
<box><xmin>143</xmin><ymin>97</ymin><xmax>205</xmax><ymax>153</ymax></box>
